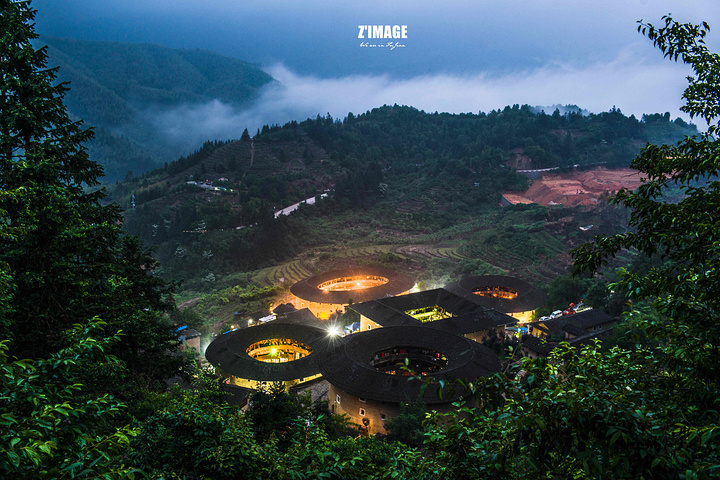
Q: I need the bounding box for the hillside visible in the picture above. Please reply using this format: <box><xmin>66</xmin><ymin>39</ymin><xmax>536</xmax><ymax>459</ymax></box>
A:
<box><xmin>107</xmin><ymin>104</ymin><xmax>696</xmax><ymax>299</ymax></box>
<box><xmin>40</xmin><ymin>36</ymin><xmax>274</xmax><ymax>181</ymax></box>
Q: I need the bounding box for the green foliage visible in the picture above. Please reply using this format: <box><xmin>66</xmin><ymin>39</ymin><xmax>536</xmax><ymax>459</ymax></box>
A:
<box><xmin>193</xmin><ymin>283</ymin><xmax>281</xmax><ymax>318</ymax></box>
<box><xmin>39</xmin><ymin>37</ymin><xmax>273</xmax><ymax>181</ymax></box>
<box><xmin>544</xmin><ymin>273</ymin><xmax>593</xmax><ymax>309</ymax></box>
<box><xmin>424</xmin><ymin>342</ymin><xmax>720</xmax><ymax>479</ymax></box>
<box><xmin>1</xmin><ymin>321</ymin><xmax>139</xmax><ymax>479</ymax></box>
<box><xmin>297</xmin><ymin>103</ymin><xmax>693</xmax><ymax>180</ymax></box>
<box><xmin>246</xmin><ymin>382</ymin><xmax>312</xmax><ymax>446</ymax></box>
<box><xmin>384</xmin><ymin>399</ymin><xmax>427</xmax><ymax>447</ymax></box>
<box><xmin>112</xmin><ymin>93</ymin><xmax>695</xmax><ymax>290</ymax></box>
<box><xmin>583</xmin><ymin>279</ymin><xmax>610</xmax><ymax>309</ymax></box>
<box><xmin>601</xmin><ymin>304</ymin><xmax>663</xmax><ymax>351</ymax></box>
<box><xmin>130</xmin><ymin>377</ymin><xmax>270</xmax><ymax>479</ymax></box>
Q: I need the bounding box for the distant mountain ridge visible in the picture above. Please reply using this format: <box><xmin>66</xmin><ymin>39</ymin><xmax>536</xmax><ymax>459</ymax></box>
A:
<box><xmin>39</xmin><ymin>36</ymin><xmax>274</xmax><ymax>181</ymax></box>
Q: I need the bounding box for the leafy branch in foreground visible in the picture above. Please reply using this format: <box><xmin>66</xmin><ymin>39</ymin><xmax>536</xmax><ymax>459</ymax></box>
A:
<box><xmin>0</xmin><ymin>320</ymin><xmax>140</xmax><ymax>479</ymax></box>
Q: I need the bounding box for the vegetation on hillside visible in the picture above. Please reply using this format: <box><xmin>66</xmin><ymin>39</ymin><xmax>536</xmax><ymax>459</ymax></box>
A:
<box><xmin>108</xmin><ymin>99</ymin><xmax>695</xmax><ymax>293</ymax></box>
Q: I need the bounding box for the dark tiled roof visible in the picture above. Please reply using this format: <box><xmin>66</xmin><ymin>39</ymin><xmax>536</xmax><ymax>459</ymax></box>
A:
<box><xmin>568</xmin><ymin>327</ymin><xmax>615</xmax><ymax>348</ymax></box>
<box><xmin>320</xmin><ymin>326</ymin><xmax>501</xmax><ymax>405</ymax></box>
<box><xmin>349</xmin><ymin>300</ymin><xmax>421</xmax><ymax>328</ymax></box>
<box><xmin>290</xmin><ymin>267</ymin><xmax>414</xmax><ymax>305</ymax></box>
<box><xmin>427</xmin><ymin>309</ymin><xmax>518</xmax><ymax>335</ymax></box>
<box><xmin>273</xmin><ymin>303</ymin><xmax>297</xmax><ymax>315</ymax></box>
<box><xmin>370</xmin><ymin>288</ymin><xmax>486</xmax><ymax>316</ymax></box>
<box><xmin>522</xmin><ymin>326</ymin><xmax>616</xmax><ymax>357</ymax></box>
<box><xmin>180</xmin><ymin>328</ymin><xmax>201</xmax><ymax>339</ymax></box>
<box><xmin>349</xmin><ymin>288</ymin><xmax>510</xmax><ymax>331</ymax></box>
<box><xmin>571</xmin><ymin>309</ymin><xmax>614</xmax><ymax>329</ymax></box>
<box><xmin>282</xmin><ymin>308</ymin><xmax>326</xmax><ymax>328</ymax></box>
<box><xmin>447</xmin><ymin>275</ymin><xmax>547</xmax><ymax>313</ymax></box>
<box><xmin>205</xmin><ymin>321</ymin><xmax>333</xmax><ymax>382</ymax></box>
<box><xmin>562</xmin><ymin>323</ymin><xmax>588</xmax><ymax>337</ymax></box>
<box><xmin>521</xmin><ymin>335</ymin><xmax>556</xmax><ymax>355</ymax></box>
<box><xmin>528</xmin><ymin>309</ymin><xmax>615</xmax><ymax>339</ymax></box>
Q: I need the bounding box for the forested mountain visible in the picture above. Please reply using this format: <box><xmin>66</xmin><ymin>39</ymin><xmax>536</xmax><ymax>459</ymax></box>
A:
<box><xmin>40</xmin><ymin>36</ymin><xmax>274</xmax><ymax>181</ymax></box>
<box><xmin>109</xmin><ymin>104</ymin><xmax>696</xmax><ymax>289</ymax></box>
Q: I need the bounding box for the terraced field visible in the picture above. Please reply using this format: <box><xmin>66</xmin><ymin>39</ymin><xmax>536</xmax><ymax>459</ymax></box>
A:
<box><xmin>522</xmin><ymin>255</ymin><xmax>573</xmax><ymax>286</ymax></box>
<box><xmin>253</xmin><ymin>260</ymin><xmax>313</xmax><ymax>287</ymax></box>
<box><xmin>251</xmin><ymin>243</ymin><xmax>467</xmax><ymax>287</ymax></box>
<box><xmin>332</xmin><ymin>245</ymin><xmax>399</xmax><ymax>258</ymax></box>
<box><xmin>462</xmin><ymin>230</ymin><xmax>567</xmax><ymax>273</ymax></box>
<box><xmin>395</xmin><ymin>245</ymin><xmax>465</xmax><ymax>260</ymax></box>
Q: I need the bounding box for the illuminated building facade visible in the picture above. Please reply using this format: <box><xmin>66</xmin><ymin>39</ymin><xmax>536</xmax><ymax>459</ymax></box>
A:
<box><xmin>288</xmin><ymin>267</ymin><xmax>414</xmax><ymax>319</ymax></box>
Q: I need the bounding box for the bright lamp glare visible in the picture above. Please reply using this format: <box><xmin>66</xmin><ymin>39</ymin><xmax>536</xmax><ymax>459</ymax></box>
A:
<box><xmin>328</xmin><ymin>325</ymin><xmax>341</xmax><ymax>337</ymax></box>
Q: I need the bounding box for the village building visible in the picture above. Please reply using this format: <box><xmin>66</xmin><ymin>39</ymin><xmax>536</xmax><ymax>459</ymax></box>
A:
<box><xmin>205</xmin><ymin>309</ymin><xmax>329</xmax><ymax>389</ymax></box>
<box><xmin>287</xmin><ymin>267</ymin><xmax>414</xmax><ymax>319</ymax></box>
<box><xmin>446</xmin><ymin>275</ymin><xmax>547</xmax><ymax>323</ymax></box>
<box><xmin>323</xmin><ymin>326</ymin><xmax>500</xmax><ymax>435</ymax></box>
<box><xmin>521</xmin><ymin>309</ymin><xmax>617</xmax><ymax>358</ymax></box>
<box><xmin>350</xmin><ymin>287</ymin><xmax>518</xmax><ymax>342</ymax></box>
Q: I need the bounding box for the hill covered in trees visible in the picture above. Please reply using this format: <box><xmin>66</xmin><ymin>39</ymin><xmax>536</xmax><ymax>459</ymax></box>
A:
<box><xmin>40</xmin><ymin>36</ymin><xmax>274</xmax><ymax>181</ymax></box>
<box><xmin>109</xmin><ymin>104</ymin><xmax>696</xmax><ymax>290</ymax></box>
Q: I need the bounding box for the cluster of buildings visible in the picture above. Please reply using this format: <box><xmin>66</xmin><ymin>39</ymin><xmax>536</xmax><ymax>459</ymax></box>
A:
<box><xmin>204</xmin><ymin>268</ymin><xmax>614</xmax><ymax>434</ymax></box>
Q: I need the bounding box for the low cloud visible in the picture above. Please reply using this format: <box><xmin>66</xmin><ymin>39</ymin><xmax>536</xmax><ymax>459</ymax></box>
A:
<box><xmin>146</xmin><ymin>47</ymin><xmax>700</xmax><ymax>152</ymax></box>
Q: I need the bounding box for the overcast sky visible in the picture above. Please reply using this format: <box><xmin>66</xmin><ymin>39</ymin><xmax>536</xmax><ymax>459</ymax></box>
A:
<box><xmin>33</xmin><ymin>0</ymin><xmax>719</xmax><ymax>136</ymax></box>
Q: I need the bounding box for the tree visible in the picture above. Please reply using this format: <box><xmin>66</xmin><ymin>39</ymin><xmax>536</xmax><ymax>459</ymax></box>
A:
<box><xmin>0</xmin><ymin>0</ymin><xmax>183</xmax><ymax>392</ymax></box>
<box><xmin>383</xmin><ymin>398</ymin><xmax>427</xmax><ymax>447</ymax></box>
<box><xmin>572</xmin><ymin>16</ymin><xmax>720</xmax><ymax>384</ymax></box>
<box><xmin>1</xmin><ymin>321</ymin><xmax>140</xmax><ymax>479</ymax></box>
<box><xmin>129</xmin><ymin>376</ymin><xmax>271</xmax><ymax>479</ymax></box>
<box><xmin>246</xmin><ymin>382</ymin><xmax>310</xmax><ymax>445</ymax></box>
<box><xmin>421</xmin><ymin>16</ymin><xmax>720</xmax><ymax>480</ymax></box>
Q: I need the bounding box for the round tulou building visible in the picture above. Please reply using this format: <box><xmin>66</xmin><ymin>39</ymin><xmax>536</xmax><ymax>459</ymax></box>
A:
<box><xmin>322</xmin><ymin>325</ymin><xmax>500</xmax><ymax>434</ymax></box>
<box><xmin>288</xmin><ymin>267</ymin><xmax>415</xmax><ymax>319</ymax></box>
<box><xmin>204</xmin><ymin>313</ymin><xmax>332</xmax><ymax>389</ymax></box>
<box><xmin>446</xmin><ymin>275</ymin><xmax>547</xmax><ymax>323</ymax></box>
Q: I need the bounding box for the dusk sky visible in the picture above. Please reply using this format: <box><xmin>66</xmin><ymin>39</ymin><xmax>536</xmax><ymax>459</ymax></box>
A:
<box><xmin>32</xmin><ymin>0</ymin><xmax>719</xmax><ymax>137</ymax></box>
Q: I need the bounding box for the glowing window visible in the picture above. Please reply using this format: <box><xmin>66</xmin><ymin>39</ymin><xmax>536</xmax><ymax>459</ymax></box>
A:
<box><xmin>246</xmin><ymin>338</ymin><xmax>312</xmax><ymax>364</ymax></box>
<box><xmin>404</xmin><ymin>305</ymin><xmax>452</xmax><ymax>322</ymax></box>
<box><xmin>359</xmin><ymin>408</ymin><xmax>365</xmax><ymax>416</ymax></box>
<box><xmin>336</xmin><ymin>394</ymin><xmax>341</xmax><ymax>404</ymax></box>
<box><xmin>472</xmin><ymin>285</ymin><xmax>518</xmax><ymax>299</ymax></box>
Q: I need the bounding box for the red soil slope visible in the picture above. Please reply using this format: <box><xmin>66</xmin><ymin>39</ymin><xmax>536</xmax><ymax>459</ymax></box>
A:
<box><xmin>503</xmin><ymin>168</ymin><xmax>644</xmax><ymax>208</ymax></box>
